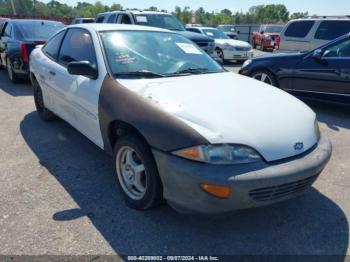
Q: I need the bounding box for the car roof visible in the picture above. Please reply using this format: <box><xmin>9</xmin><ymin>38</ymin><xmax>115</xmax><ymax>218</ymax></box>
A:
<box><xmin>189</xmin><ymin>26</ymin><xmax>217</xmax><ymax>30</ymax></box>
<box><xmin>291</xmin><ymin>16</ymin><xmax>350</xmax><ymax>22</ymax></box>
<box><xmin>100</xmin><ymin>10</ymin><xmax>170</xmax><ymax>15</ymax></box>
<box><xmin>9</xmin><ymin>19</ymin><xmax>63</xmax><ymax>24</ymax></box>
<box><xmin>67</xmin><ymin>23</ymin><xmax>172</xmax><ymax>33</ymax></box>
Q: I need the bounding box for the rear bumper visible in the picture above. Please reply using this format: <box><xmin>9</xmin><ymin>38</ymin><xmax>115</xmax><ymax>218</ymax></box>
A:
<box><xmin>152</xmin><ymin>134</ymin><xmax>332</xmax><ymax>214</ymax></box>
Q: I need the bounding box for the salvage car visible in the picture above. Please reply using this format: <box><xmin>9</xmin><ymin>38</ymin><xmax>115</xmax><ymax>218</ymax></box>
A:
<box><xmin>29</xmin><ymin>24</ymin><xmax>331</xmax><ymax>213</ymax></box>
<box><xmin>0</xmin><ymin>19</ymin><xmax>64</xmax><ymax>82</ymax></box>
<box><xmin>186</xmin><ymin>26</ymin><xmax>253</xmax><ymax>62</ymax></box>
<box><xmin>239</xmin><ymin>33</ymin><xmax>350</xmax><ymax>105</ymax></box>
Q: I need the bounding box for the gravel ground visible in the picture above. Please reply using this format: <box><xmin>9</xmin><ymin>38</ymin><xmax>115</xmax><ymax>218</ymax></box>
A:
<box><xmin>0</xmin><ymin>56</ymin><xmax>349</xmax><ymax>257</ymax></box>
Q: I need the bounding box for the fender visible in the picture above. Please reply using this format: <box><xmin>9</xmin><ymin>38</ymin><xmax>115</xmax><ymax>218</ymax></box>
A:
<box><xmin>98</xmin><ymin>75</ymin><xmax>208</xmax><ymax>154</ymax></box>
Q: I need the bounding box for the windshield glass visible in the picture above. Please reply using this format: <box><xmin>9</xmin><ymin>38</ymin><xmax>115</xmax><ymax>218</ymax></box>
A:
<box><xmin>134</xmin><ymin>14</ymin><xmax>184</xmax><ymax>31</ymax></box>
<box><xmin>265</xmin><ymin>26</ymin><xmax>284</xmax><ymax>34</ymax></box>
<box><xmin>203</xmin><ymin>29</ymin><xmax>229</xmax><ymax>39</ymax></box>
<box><xmin>16</xmin><ymin>21</ymin><xmax>64</xmax><ymax>40</ymax></box>
<box><xmin>100</xmin><ymin>31</ymin><xmax>223</xmax><ymax>78</ymax></box>
<box><xmin>219</xmin><ymin>25</ymin><xmax>235</xmax><ymax>32</ymax></box>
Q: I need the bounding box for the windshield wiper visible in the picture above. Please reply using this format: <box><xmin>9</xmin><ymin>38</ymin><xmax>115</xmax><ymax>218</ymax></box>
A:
<box><xmin>114</xmin><ymin>70</ymin><xmax>166</xmax><ymax>78</ymax></box>
<box><xmin>169</xmin><ymin>67</ymin><xmax>212</xmax><ymax>75</ymax></box>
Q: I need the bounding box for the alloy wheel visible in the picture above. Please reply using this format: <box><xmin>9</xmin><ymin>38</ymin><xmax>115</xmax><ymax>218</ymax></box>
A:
<box><xmin>116</xmin><ymin>146</ymin><xmax>147</xmax><ymax>200</ymax></box>
<box><xmin>252</xmin><ymin>72</ymin><xmax>273</xmax><ymax>85</ymax></box>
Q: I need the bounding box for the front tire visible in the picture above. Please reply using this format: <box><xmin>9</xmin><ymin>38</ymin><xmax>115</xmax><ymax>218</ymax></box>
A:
<box><xmin>215</xmin><ymin>48</ymin><xmax>225</xmax><ymax>63</ymax></box>
<box><xmin>251</xmin><ymin>69</ymin><xmax>278</xmax><ymax>87</ymax></box>
<box><xmin>113</xmin><ymin>135</ymin><xmax>163</xmax><ymax>210</ymax></box>
<box><xmin>32</xmin><ymin>76</ymin><xmax>56</xmax><ymax>121</ymax></box>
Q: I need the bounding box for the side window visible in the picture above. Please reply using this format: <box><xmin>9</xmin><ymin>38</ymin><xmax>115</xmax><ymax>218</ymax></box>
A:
<box><xmin>58</xmin><ymin>28</ymin><xmax>97</xmax><ymax>68</ymax></box>
<box><xmin>187</xmin><ymin>28</ymin><xmax>201</xmax><ymax>34</ymax></box>
<box><xmin>3</xmin><ymin>23</ymin><xmax>12</xmax><ymax>38</ymax></box>
<box><xmin>324</xmin><ymin>38</ymin><xmax>350</xmax><ymax>58</ymax></box>
<box><xmin>107</xmin><ymin>14</ymin><xmax>117</xmax><ymax>23</ymax></box>
<box><xmin>284</xmin><ymin>21</ymin><xmax>315</xmax><ymax>38</ymax></box>
<box><xmin>120</xmin><ymin>15</ymin><xmax>132</xmax><ymax>24</ymax></box>
<box><xmin>96</xmin><ymin>15</ymin><xmax>105</xmax><ymax>23</ymax></box>
<box><xmin>43</xmin><ymin>30</ymin><xmax>66</xmax><ymax>61</ymax></box>
<box><xmin>315</xmin><ymin>21</ymin><xmax>350</xmax><ymax>41</ymax></box>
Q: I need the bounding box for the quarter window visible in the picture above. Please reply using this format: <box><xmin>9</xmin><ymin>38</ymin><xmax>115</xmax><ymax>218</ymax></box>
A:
<box><xmin>58</xmin><ymin>28</ymin><xmax>97</xmax><ymax>68</ymax></box>
<box><xmin>42</xmin><ymin>30</ymin><xmax>65</xmax><ymax>61</ymax></box>
<box><xmin>284</xmin><ymin>21</ymin><xmax>315</xmax><ymax>38</ymax></box>
<box><xmin>119</xmin><ymin>15</ymin><xmax>132</xmax><ymax>24</ymax></box>
<box><xmin>315</xmin><ymin>21</ymin><xmax>350</xmax><ymax>40</ymax></box>
<box><xmin>107</xmin><ymin>14</ymin><xmax>117</xmax><ymax>23</ymax></box>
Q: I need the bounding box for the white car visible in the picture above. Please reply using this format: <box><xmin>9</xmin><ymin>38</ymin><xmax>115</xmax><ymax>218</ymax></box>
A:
<box><xmin>29</xmin><ymin>24</ymin><xmax>331</xmax><ymax>214</ymax></box>
<box><xmin>186</xmin><ymin>26</ymin><xmax>253</xmax><ymax>62</ymax></box>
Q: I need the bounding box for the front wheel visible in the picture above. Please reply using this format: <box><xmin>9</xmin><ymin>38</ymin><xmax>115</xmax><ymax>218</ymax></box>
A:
<box><xmin>114</xmin><ymin>135</ymin><xmax>163</xmax><ymax>210</ymax></box>
<box><xmin>215</xmin><ymin>48</ymin><xmax>225</xmax><ymax>63</ymax></box>
<box><xmin>251</xmin><ymin>70</ymin><xmax>278</xmax><ymax>87</ymax></box>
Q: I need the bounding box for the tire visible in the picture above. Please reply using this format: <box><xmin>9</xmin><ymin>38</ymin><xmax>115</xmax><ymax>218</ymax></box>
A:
<box><xmin>7</xmin><ymin>58</ymin><xmax>20</xmax><ymax>83</ymax></box>
<box><xmin>215</xmin><ymin>48</ymin><xmax>225</xmax><ymax>63</ymax></box>
<box><xmin>31</xmin><ymin>76</ymin><xmax>57</xmax><ymax>121</ymax></box>
<box><xmin>250</xmin><ymin>69</ymin><xmax>278</xmax><ymax>87</ymax></box>
<box><xmin>113</xmin><ymin>135</ymin><xmax>163</xmax><ymax>210</ymax></box>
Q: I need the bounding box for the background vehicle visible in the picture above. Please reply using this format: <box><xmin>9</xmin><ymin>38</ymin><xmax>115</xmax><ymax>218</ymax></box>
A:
<box><xmin>252</xmin><ymin>24</ymin><xmax>284</xmax><ymax>51</ymax></box>
<box><xmin>95</xmin><ymin>11</ymin><xmax>215</xmax><ymax>55</ymax></box>
<box><xmin>71</xmin><ymin>18</ymin><xmax>95</xmax><ymax>24</ymax></box>
<box><xmin>0</xmin><ymin>19</ymin><xmax>64</xmax><ymax>82</ymax></box>
<box><xmin>278</xmin><ymin>16</ymin><xmax>350</xmax><ymax>52</ymax></box>
<box><xmin>186</xmin><ymin>26</ymin><xmax>253</xmax><ymax>63</ymax></box>
<box><xmin>239</xmin><ymin>33</ymin><xmax>350</xmax><ymax>104</ymax></box>
<box><xmin>217</xmin><ymin>24</ymin><xmax>238</xmax><ymax>39</ymax></box>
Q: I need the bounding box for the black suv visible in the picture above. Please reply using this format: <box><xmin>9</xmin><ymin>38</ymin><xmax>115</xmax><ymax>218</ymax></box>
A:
<box><xmin>96</xmin><ymin>11</ymin><xmax>215</xmax><ymax>55</ymax></box>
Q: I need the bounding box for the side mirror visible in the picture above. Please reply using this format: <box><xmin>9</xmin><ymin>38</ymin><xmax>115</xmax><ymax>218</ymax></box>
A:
<box><xmin>237</xmin><ymin>30</ymin><xmax>240</xmax><ymax>34</ymax></box>
<box><xmin>67</xmin><ymin>61</ymin><xmax>98</xmax><ymax>79</ymax></box>
<box><xmin>313</xmin><ymin>49</ymin><xmax>325</xmax><ymax>64</ymax></box>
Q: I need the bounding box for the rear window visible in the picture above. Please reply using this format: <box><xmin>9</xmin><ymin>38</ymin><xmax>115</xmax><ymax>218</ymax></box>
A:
<box><xmin>315</xmin><ymin>21</ymin><xmax>350</xmax><ymax>40</ymax></box>
<box><xmin>16</xmin><ymin>21</ymin><xmax>64</xmax><ymax>40</ymax></box>
<box><xmin>284</xmin><ymin>21</ymin><xmax>315</xmax><ymax>38</ymax></box>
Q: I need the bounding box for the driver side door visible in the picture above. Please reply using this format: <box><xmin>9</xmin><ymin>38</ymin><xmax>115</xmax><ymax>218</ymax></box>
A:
<box><xmin>292</xmin><ymin>36</ymin><xmax>350</xmax><ymax>103</ymax></box>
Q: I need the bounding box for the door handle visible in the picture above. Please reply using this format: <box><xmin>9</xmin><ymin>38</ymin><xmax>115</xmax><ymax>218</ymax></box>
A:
<box><xmin>49</xmin><ymin>71</ymin><xmax>56</xmax><ymax>76</ymax></box>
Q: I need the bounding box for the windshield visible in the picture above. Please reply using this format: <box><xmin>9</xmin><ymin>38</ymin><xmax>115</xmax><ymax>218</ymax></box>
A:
<box><xmin>134</xmin><ymin>14</ymin><xmax>184</xmax><ymax>31</ymax></box>
<box><xmin>100</xmin><ymin>31</ymin><xmax>223</xmax><ymax>78</ymax></box>
<box><xmin>16</xmin><ymin>21</ymin><xmax>64</xmax><ymax>40</ymax></box>
<box><xmin>219</xmin><ymin>25</ymin><xmax>235</xmax><ymax>32</ymax></box>
<box><xmin>203</xmin><ymin>29</ymin><xmax>229</xmax><ymax>39</ymax></box>
<box><xmin>265</xmin><ymin>26</ymin><xmax>284</xmax><ymax>34</ymax></box>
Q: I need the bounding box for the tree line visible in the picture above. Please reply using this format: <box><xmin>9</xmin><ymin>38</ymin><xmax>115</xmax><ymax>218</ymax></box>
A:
<box><xmin>0</xmin><ymin>0</ymin><xmax>309</xmax><ymax>25</ymax></box>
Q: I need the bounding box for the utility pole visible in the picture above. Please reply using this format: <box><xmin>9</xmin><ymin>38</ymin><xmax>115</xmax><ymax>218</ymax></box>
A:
<box><xmin>10</xmin><ymin>0</ymin><xmax>17</xmax><ymax>15</ymax></box>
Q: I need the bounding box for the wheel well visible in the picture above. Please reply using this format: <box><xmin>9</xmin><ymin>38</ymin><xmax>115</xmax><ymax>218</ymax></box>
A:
<box><xmin>108</xmin><ymin>120</ymin><xmax>149</xmax><ymax>150</ymax></box>
<box><xmin>250</xmin><ymin>67</ymin><xmax>280</xmax><ymax>87</ymax></box>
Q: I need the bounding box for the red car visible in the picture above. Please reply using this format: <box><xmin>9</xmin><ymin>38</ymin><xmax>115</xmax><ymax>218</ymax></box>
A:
<box><xmin>252</xmin><ymin>24</ymin><xmax>284</xmax><ymax>51</ymax></box>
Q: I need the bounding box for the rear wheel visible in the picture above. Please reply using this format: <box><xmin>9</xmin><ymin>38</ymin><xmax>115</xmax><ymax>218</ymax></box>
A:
<box><xmin>7</xmin><ymin>58</ymin><xmax>20</xmax><ymax>83</ymax></box>
<box><xmin>251</xmin><ymin>70</ymin><xmax>278</xmax><ymax>87</ymax></box>
<box><xmin>32</xmin><ymin>76</ymin><xmax>56</xmax><ymax>121</ymax></box>
<box><xmin>114</xmin><ymin>135</ymin><xmax>163</xmax><ymax>210</ymax></box>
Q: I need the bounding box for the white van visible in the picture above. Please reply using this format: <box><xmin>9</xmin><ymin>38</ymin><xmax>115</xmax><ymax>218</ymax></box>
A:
<box><xmin>278</xmin><ymin>16</ymin><xmax>350</xmax><ymax>52</ymax></box>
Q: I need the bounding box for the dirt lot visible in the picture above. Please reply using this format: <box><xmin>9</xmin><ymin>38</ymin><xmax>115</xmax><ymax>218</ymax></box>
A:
<box><xmin>0</xmin><ymin>57</ymin><xmax>349</xmax><ymax>256</ymax></box>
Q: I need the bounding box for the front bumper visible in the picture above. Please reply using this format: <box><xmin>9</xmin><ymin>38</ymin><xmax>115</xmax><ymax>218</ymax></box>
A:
<box><xmin>224</xmin><ymin>49</ymin><xmax>254</xmax><ymax>60</ymax></box>
<box><xmin>152</xmin><ymin>134</ymin><xmax>332</xmax><ymax>214</ymax></box>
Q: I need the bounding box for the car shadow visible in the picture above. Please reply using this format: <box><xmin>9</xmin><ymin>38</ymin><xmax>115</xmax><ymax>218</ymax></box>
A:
<box><xmin>0</xmin><ymin>70</ymin><xmax>32</xmax><ymax>97</ymax></box>
<box><xmin>20</xmin><ymin>111</ymin><xmax>349</xmax><ymax>256</ymax></box>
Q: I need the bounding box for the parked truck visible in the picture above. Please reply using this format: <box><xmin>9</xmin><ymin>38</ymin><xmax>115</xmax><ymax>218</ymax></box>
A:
<box><xmin>251</xmin><ymin>24</ymin><xmax>284</xmax><ymax>51</ymax></box>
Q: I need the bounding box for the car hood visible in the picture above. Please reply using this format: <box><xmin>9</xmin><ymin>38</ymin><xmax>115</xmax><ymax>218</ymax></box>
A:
<box><xmin>117</xmin><ymin>72</ymin><xmax>318</xmax><ymax>162</ymax></box>
<box><xmin>216</xmin><ymin>39</ymin><xmax>251</xmax><ymax>47</ymax></box>
<box><xmin>177</xmin><ymin>30</ymin><xmax>214</xmax><ymax>42</ymax></box>
<box><xmin>253</xmin><ymin>52</ymin><xmax>306</xmax><ymax>61</ymax></box>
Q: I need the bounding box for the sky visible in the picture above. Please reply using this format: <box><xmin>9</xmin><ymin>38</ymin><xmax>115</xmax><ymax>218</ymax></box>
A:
<box><xmin>55</xmin><ymin>0</ymin><xmax>350</xmax><ymax>15</ymax></box>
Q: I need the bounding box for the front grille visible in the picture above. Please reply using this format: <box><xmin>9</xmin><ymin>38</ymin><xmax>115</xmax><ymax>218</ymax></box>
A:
<box><xmin>235</xmin><ymin>46</ymin><xmax>251</xmax><ymax>51</ymax></box>
<box><xmin>248</xmin><ymin>175</ymin><xmax>318</xmax><ymax>202</ymax></box>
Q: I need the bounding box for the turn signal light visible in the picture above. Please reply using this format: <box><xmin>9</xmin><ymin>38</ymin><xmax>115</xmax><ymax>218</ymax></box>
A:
<box><xmin>200</xmin><ymin>183</ymin><xmax>231</xmax><ymax>199</ymax></box>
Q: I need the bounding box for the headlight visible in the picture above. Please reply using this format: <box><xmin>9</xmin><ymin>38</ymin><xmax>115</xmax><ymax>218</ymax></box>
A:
<box><xmin>172</xmin><ymin>144</ymin><xmax>262</xmax><ymax>165</ymax></box>
<box><xmin>223</xmin><ymin>43</ymin><xmax>235</xmax><ymax>50</ymax></box>
<box><xmin>314</xmin><ymin>119</ymin><xmax>320</xmax><ymax>141</ymax></box>
<box><xmin>242</xmin><ymin>59</ymin><xmax>252</xmax><ymax>68</ymax></box>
